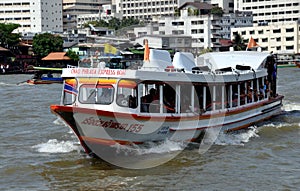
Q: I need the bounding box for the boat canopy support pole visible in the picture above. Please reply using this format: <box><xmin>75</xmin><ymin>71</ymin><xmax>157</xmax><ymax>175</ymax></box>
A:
<box><xmin>176</xmin><ymin>84</ymin><xmax>181</xmax><ymax>114</ymax></box>
<box><xmin>244</xmin><ymin>83</ymin><xmax>247</xmax><ymax>104</ymax></box>
<box><xmin>256</xmin><ymin>78</ymin><xmax>260</xmax><ymax>101</ymax></box>
<box><xmin>238</xmin><ymin>84</ymin><xmax>241</xmax><ymax>107</ymax></box>
<box><xmin>221</xmin><ymin>85</ymin><xmax>225</xmax><ymax>110</ymax></box>
<box><xmin>262</xmin><ymin>77</ymin><xmax>265</xmax><ymax>99</ymax></box>
<box><xmin>251</xmin><ymin>80</ymin><xmax>254</xmax><ymax>103</ymax></box>
<box><xmin>159</xmin><ymin>85</ymin><xmax>163</xmax><ymax>113</ymax></box>
<box><xmin>212</xmin><ymin>85</ymin><xmax>216</xmax><ymax>111</ymax></box>
<box><xmin>229</xmin><ymin>84</ymin><xmax>233</xmax><ymax>108</ymax></box>
<box><xmin>203</xmin><ymin>86</ymin><xmax>206</xmax><ymax>110</ymax></box>
<box><xmin>191</xmin><ymin>86</ymin><xmax>195</xmax><ymax>112</ymax></box>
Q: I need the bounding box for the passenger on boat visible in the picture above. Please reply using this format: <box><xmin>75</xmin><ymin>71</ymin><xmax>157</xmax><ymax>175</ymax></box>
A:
<box><xmin>163</xmin><ymin>95</ymin><xmax>175</xmax><ymax>113</ymax></box>
<box><xmin>141</xmin><ymin>88</ymin><xmax>158</xmax><ymax>112</ymax></box>
<box><xmin>259</xmin><ymin>85</ymin><xmax>265</xmax><ymax>99</ymax></box>
<box><xmin>240</xmin><ymin>88</ymin><xmax>247</xmax><ymax>105</ymax></box>
<box><xmin>247</xmin><ymin>87</ymin><xmax>253</xmax><ymax>103</ymax></box>
<box><xmin>117</xmin><ymin>94</ymin><xmax>126</xmax><ymax>106</ymax></box>
<box><xmin>253</xmin><ymin>88</ymin><xmax>259</xmax><ymax>102</ymax></box>
<box><xmin>264</xmin><ymin>80</ymin><xmax>271</xmax><ymax>98</ymax></box>
<box><xmin>232</xmin><ymin>92</ymin><xmax>239</xmax><ymax>107</ymax></box>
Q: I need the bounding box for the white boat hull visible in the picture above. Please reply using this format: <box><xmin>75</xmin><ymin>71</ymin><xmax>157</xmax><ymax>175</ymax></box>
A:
<box><xmin>51</xmin><ymin>96</ymin><xmax>283</xmax><ymax>156</ymax></box>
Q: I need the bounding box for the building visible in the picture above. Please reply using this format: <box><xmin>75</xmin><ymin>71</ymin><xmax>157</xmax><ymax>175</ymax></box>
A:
<box><xmin>63</xmin><ymin>0</ymin><xmax>111</xmax><ymax>33</ymax></box>
<box><xmin>234</xmin><ymin>0</ymin><xmax>300</xmax><ymax>26</ymax></box>
<box><xmin>219</xmin><ymin>11</ymin><xmax>253</xmax><ymax>39</ymax></box>
<box><xmin>209</xmin><ymin>0</ymin><xmax>234</xmax><ymax>13</ymax></box>
<box><xmin>232</xmin><ymin>0</ymin><xmax>300</xmax><ymax>54</ymax></box>
<box><xmin>77</xmin><ymin>5</ymin><xmax>122</xmax><ymax>29</ymax></box>
<box><xmin>157</xmin><ymin>3</ymin><xmax>221</xmax><ymax>53</ymax></box>
<box><xmin>135</xmin><ymin>35</ymin><xmax>192</xmax><ymax>53</ymax></box>
<box><xmin>231</xmin><ymin>21</ymin><xmax>300</xmax><ymax>54</ymax></box>
<box><xmin>115</xmin><ymin>0</ymin><xmax>193</xmax><ymax>21</ymax></box>
<box><xmin>0</xmin><ymin>0</ymin><xmax>63</xmax><ymax>34</ymax></box>
<box><xmin>134</xmin><ymin>2</ymin><xmax>252</xmax><ymax>54</ymax></box>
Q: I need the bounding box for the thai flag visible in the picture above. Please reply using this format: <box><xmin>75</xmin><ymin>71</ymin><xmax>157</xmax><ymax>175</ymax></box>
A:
<box><xmin>64</xmin><ymin>83</ymin><xmax>78</xmax><ymax>95</ymax></box>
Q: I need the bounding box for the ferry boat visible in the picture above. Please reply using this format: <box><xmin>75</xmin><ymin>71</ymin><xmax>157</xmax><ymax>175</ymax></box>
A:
<box><xmin>50</xmin><ymin>46</ymin><xmax>284</xmax><ymax>158</ymax></box>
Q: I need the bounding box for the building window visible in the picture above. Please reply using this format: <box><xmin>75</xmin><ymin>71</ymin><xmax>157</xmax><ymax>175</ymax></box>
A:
<box><xmin>286</xmin><ymin>37</ymin><xmax>294</xmax><ymax>41</ymax></box>
<box><xmin>286</xmin><ymin>45</ymin><xmax>294</xmax><ymax>50</ymax></box>
<box><xmin>273</xmin><ymin>29</ymin><xmax>281</xmax><ymax>33</ymax></box>
<box><xmin>286</xmin><ymin>28</ymin><xmax>294</xmax><ymax>33</ymax></box>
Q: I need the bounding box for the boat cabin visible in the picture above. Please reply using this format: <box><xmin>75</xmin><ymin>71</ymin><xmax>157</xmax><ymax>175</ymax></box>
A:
<box><xmin>61</xmin><ymin>49</ymin><xmax>277</xmax><ymax>116</ymax></box>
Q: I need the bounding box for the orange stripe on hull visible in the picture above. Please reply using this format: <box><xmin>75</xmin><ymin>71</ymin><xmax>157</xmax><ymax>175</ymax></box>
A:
<box><xmin>81</xmin><ymin>136</ymin><xmax>144</xmax><ymax>146</ymax></box>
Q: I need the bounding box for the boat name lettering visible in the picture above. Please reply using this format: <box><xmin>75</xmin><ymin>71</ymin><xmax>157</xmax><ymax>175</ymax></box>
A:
<box><xmin>70</xmin><ymin>68</ymin><xmax>126</xmax><ymax>76</ymax></box>
<box><xmin>81</xmin><ymin>117</ymin><xmax>143</xmax><ymax>133</ymax></box>
<box><xmin>157</xmin><ymin>126</ymin><xmax>169</xmax><ymax>134</ymax></box>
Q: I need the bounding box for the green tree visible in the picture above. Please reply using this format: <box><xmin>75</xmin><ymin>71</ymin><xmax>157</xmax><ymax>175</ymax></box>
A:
<box><xmin>83</xmin><ymin>17</ymin><xmax>140</xmax><ymax>31</ymax></box>
<box><xmin>108</xmin><ymin>17</ymin><xmax>121</xmax><ymax>30</ymax></box>
<box><xmin>232</xmin><ymin>33</ymin><xmax>246</xmax><ymax>51</ymax></box>
<box><xmin>83</xmin><ymin>20</ymin><xmax>108</xmax><ymax>28</ymax></box>
<box><xmin>66</xmin><ymin>49</ymin><xmax>79</xmax><ymax>62</ymax></box>
<box><xmin>120</xmin><ymin>18</ymin><xmax>139</xmax><ymax>28</ymax></box>
<box><xmin>211</xmin><ymin>7</ymin><xmax>224</xmax><ymax>17</ymax></box>
<box><xmin>32</xmin><ymin>33</ymin><xmax>63</xmax><ymax>58</ymax></box>
<box><xmin>0</xmin><ymin>23</ymin><xmax>21</xmax><ymax>49</ymax></box>
<box><xmin>174</xmin><ymin>8</ymin><xmax>180</xmax><ymax>17</ymax></box>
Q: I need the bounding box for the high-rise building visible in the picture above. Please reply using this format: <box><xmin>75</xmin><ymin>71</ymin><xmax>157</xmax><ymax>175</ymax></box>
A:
<box><xmin>115</xmin><ymin>0</ymin><xmax>190</xmax><ymax>21</ymax></box>
<box><xmin>0</xmin><ymin>0</ymin><xmax>63</xmax><ymax>34</ymax></box>
<box><xmin>209</xmin><ymin>0</ymin><xmax>234</xmax><ymax>13</ymax></box>
<box><xmin>234</xmin><ymin>0</ymin><xmax>300</xmax><ymax>25</ymax></box>
<box><xmin>232</xmin><ymin>0</ymin><xmax>300</xmax><ymax>54</ymax></box>
<box><xmin>63</xmin><ymin>0</ymin><xmax>111</xmax><ymax>33</ymax></box>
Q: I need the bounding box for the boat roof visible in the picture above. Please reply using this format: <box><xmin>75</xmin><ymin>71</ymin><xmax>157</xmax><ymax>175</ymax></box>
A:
<box><xmin>198</xmin><ymin>51</ymin><xmax>270</xmax><ymax>70</ymax></box>
<box><xmin>61</xmin><ymin>50</ymin><xmax>269</xmax><ymax>83</ymax></box>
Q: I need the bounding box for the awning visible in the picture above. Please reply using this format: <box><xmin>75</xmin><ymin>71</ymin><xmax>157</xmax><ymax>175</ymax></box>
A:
<box><xmin>42</xmin><ymin>52</ymin><xmax>71</xmax><ymax>61</ymax></box>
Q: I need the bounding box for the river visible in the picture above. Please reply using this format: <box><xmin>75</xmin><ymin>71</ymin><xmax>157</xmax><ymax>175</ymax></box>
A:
<box><xmin>0</xmin><ymin>68</ymin><xmax>300</xmax><ymax>190</ymax></box>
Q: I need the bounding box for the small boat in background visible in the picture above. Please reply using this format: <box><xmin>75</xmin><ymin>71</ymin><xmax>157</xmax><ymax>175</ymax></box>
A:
<box><xmin>27</xmin><ymin>66</ymin><xmax>63</xmax><ymax>84</ymax></box>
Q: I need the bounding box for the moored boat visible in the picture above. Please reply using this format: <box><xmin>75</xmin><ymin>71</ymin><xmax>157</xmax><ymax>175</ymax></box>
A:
<box><xmin>50</xmin><ymin>46</ymin><xmax>284</xmax><ymax>159</ymax></box>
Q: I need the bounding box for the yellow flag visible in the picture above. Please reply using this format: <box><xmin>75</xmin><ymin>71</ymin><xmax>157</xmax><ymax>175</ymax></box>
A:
<box><xmin>104</xmin><ymin>44</ymin><xmax>118</xmax><ymax>55</ymax></box>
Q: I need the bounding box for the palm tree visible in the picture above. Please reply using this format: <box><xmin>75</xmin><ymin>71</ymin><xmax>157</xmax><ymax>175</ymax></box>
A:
<box><xmin>232</xmin><ymin>33</ymin><xmax>246</xmax><ymax>51</ymax></box>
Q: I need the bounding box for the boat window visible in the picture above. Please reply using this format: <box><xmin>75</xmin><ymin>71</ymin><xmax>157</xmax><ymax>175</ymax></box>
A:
<box><xmin>180</xmin><ymin>84</ymin><xmax>193</xmax><ymax>113</ymax></box>
<box><xmin>163</xmin><ymin>83</ymin><xmax>176</xmax><ymax>113</ymax></box>
<box><xmin>205</xmin><ymin>86</ymin><xmax>213</xmax><ymax>111</ymax></box>
<box><xmin>140</xmin><ymin>82</ymin><xmax>160</xmax><ymax>113</ymax></box>
<box><xmin>79</xmin><ymin>84</ymin><xmax>114</xmax><ymax>105</ymax></box>
<box><xmin>63</xmin><ymin>78</ymin><xmax>77</xmax><ymax>105</ymax></box>
<box><xmin>117</xmin><ymin>79</ymin><xmax>137</xmax><ymax>108</ymax></box>
<box><xmin>240</xmin><ymin>82</ymin><xmax>247</xmax><ymax>106</ymax></box>
<box><xmin>232</xmin><ymin>84</ymin><xmax>238</xmax><ymax>107</ymax></box>
<box><xmin>194</xmin><ymin>84</ymin><xmax>204</xmax><ymax>112</ymax></box>
<box><xmin>215</xmin><ymin>85</ymin><xmax>223</xmax><ymax>110</ymax></box>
